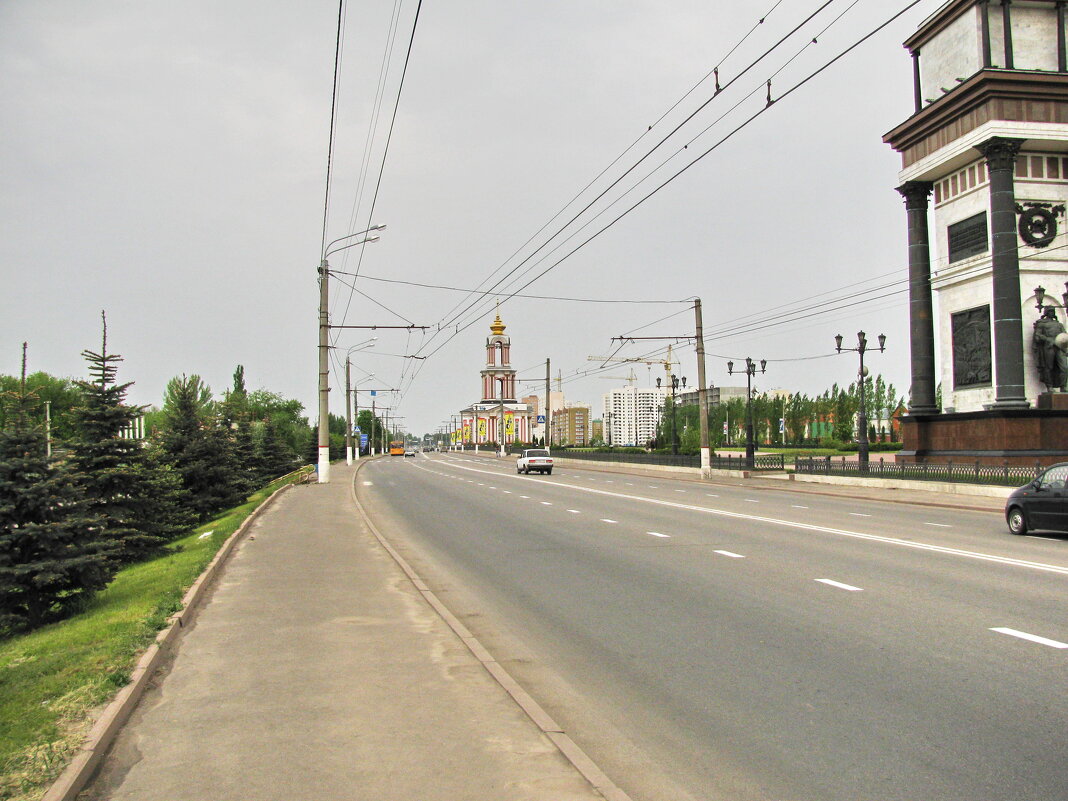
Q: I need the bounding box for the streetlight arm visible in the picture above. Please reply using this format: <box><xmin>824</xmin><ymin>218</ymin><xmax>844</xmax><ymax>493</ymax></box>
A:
<box><xmin>323</xmin><ymin>225</ymin><xmax>386</xmax><ymax>258</ymax></box>
<box><xmin>323</xmin><ymin>235</ymin><xmax>380</xmax><ymax>260</ymax></box>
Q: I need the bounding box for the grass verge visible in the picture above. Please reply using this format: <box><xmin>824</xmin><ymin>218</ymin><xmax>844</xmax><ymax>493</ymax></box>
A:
<box><xmin>0</xmin><ymin>470</ymin><xmax>308</xmax><ymax>801</ymax></box>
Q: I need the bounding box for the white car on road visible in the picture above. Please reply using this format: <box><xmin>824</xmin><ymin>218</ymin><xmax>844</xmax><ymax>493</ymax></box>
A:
<box><xmin>517</xmin><ymin>449</ymin><xmax>553</xmax><ymax>475</ymax></box>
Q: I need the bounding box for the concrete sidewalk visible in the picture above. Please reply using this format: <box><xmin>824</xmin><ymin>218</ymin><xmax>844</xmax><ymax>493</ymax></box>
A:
<box><xmin>81</xmin><ymin>462</ymin><xmax>609</xmax><ymax>801</ymax></box>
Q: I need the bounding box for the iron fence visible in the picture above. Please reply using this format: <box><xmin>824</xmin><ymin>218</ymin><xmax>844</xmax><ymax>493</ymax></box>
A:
<box><xmin>709</xmin><ymin>453</ymin><xmax>786</xmax><ymax>472</ymax></box>
<box><xmin>550</xmin><ymin>449</ymin><xmax>786</xmax><ymax>472</ymax></box>
<box><xmin>794</xmin><ymin>456</ymin><xmax>1042</xmax><ymax>487</ymax></box>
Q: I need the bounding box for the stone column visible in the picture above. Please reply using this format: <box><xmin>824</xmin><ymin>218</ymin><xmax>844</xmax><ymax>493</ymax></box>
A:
<box><xmin>897</xmin><ymin>181</ymin><xmax>939</xmax><ymax>414</ymax></box>
<box><xmin>978</xmin><ymin>136</ymin><xmax>1029</xmax><ymax>408</ymax></box>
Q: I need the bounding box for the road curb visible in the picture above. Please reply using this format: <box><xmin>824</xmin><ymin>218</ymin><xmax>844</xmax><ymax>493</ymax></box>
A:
<box><xmin>40</xmin><ymin>479</ymin><xmax>299</xmax><ymax>801</ymax></box>
<box><xmin>350</xmin><ymin>458</ymin><xmax>634</xmax><ymax>801</ymax></box>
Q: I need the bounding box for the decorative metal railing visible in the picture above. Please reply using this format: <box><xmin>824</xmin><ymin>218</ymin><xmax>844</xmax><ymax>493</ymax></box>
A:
<box><xmin>550</xmin><ymin>450</ymin><xmax>786</xmax><ymax>472</ymax></box>
<box><xmin>794</xmin><ymin>457</ymin><xmax>1041</xmax><ymax>487</ymax></box>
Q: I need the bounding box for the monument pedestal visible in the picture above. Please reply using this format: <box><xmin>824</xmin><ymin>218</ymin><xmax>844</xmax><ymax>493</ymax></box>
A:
<box><xmin>899</xmin><ymin>408</ymin><xmax>1068</xmax><ymax>466</ymax></box>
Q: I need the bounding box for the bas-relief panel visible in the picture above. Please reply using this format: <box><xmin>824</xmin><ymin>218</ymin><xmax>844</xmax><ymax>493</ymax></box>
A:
<box><xmin>951</xmin><ymin>305</ymin><xmax>992</xmax><ymax>389</ymax></box>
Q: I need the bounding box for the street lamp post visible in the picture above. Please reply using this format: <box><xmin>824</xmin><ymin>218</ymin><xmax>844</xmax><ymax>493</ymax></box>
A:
<box><xmin>657</xmin><ymin>375</ymin><xmax>687</xmax><ymax>455</ymax></box>
<box><xmin>344</xmin><ymin>340</ymin><xmax>376</xmax><ymax>465</ymax></box>
<box><xmin>835</xmin><ymin>331</ymin><xmax>886</xmax><ymax>469</ymax></box>
<box><xmin>728</xmin><ymin>357</ymin><xmax>766</xmax><ymax>469</ymax></box>
<box><xmin>317</xmin><ymin>224</ymin><xmax>385</xmax><ymax>483</ymax></box>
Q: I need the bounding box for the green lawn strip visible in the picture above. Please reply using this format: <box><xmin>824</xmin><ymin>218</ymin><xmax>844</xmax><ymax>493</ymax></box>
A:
<box><xmin>0</xmin><ymin>471</ymin><xmax>307</xmax><ymax>801</ymax></box>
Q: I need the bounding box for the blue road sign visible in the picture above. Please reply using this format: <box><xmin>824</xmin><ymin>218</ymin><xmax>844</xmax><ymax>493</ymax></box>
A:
<box><xmin>537</xmin><ymin>415</ymin><xmax>546</xmax><ymax>424</ymax></box>
<box><xmin>360</xmin><ymin>434</ymin><xmax>369</xmax><ymax>448</ymax></box>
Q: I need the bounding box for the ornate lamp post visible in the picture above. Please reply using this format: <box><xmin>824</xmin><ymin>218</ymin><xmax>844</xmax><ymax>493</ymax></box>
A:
<box><xmin>1033</xmin><ymin>282</ymin><xmax>1068</xmax><ymax>313</ymax></box>
<box><xmin>657</xmin><ymin>375</ymin><xmax>686</xmax><ymax>454</ymax></box>
<box><xmin>835</xmin><ymin>331</ymin><xmax>886</xmax><ymax>469</ymax></box>
<box><xmin>728</xmin><ymin>358</ymin><xmax>765</xmax><ymax>468</ymax></box>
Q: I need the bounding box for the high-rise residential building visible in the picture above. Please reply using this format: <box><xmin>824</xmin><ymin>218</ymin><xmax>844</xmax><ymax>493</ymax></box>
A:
<box><xmin>602</xmin><ymin>386</ymin><xmax>667</xmax><ymax>447</ymax></box>
<box><xmin>551</xmin><ymin>405</ymin><xmax>591</xmax><ymax>446</ymax></box>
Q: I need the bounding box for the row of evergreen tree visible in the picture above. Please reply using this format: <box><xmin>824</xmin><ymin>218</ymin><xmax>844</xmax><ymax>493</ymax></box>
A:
<box><xmin>0</xmin><ymin>319</ymin><xmax>306</xmax><ymax>636</ymax></box>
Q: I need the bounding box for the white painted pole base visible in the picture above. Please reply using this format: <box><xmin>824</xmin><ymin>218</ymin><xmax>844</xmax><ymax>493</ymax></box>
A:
<box><xmin>346</xmin><ymin>446</ymin><xmax>353</xmax><ymax>465</ymax></box>
<box><xmin>318</xmin><ymin>447</ymin><xmax>331</xmax><ymax>483</ymax></box>
<box><xmin>701</xmin><ymin>447</ymin><xmax>712</xmax><ymax>480</ymax></box>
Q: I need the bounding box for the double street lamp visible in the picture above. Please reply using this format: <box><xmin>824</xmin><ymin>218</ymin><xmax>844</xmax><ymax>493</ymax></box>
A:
<box><xmin>728</xmin><ymin>357</ymin><xmax>765</xmax><ymax>468</ymax></box>
<box><xmin>834</xmin><ymin>331</ymin><xmax>886</xmax><ymax>468</ymax></box>
<box><xmin>317</xmin><ymin>224</ymin><xmax>386</xmax><ymax>483</ymax></box>
<box><xmin>657</xmin><ymin>374</ymin><xmax>687</xmax><ymax>454</ymax></box>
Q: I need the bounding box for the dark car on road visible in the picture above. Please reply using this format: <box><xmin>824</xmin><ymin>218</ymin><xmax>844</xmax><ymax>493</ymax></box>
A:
<box><xmin>1005</xmin><ymin>462</ymin><xmax>1068</xmax><ymax>535</ymax></box>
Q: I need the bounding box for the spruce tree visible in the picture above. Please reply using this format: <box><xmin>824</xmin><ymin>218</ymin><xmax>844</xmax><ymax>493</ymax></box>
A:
<box><xmin>0</xmin><ymin>345</ymin><xmax>115</xmax><ymax>633</ymax></box>
<box><xmin>70</xmin><ymin>314</ymin><xmax>178</xmax><ymax>564</ymax></box>
<box><xmin>257</xmin><ymin>415</ymin><xmax>298</xmax><ymax>481</ymax></box>
<box><xmin>158</xmin><ymin>375</ymin><xmax>247</xmax><ymax>522</ymax></box>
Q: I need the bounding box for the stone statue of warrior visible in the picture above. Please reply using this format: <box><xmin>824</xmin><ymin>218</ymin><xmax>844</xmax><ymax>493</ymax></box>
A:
<box><xmin>1033</xmin><ymin>307</ymin><xmax>1068</xmax><ymax>392</ymax></box>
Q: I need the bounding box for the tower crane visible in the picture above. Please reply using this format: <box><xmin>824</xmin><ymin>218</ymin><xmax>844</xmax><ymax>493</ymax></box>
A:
<box><xmin>597</xmin><ymin>369</ymin><xmax>638</xmax><ymax>386</ymax></box>
<box><xmin>587</xmin><ymin>344</ymin><xmax>680</xmax><ymax>386</ymax></box>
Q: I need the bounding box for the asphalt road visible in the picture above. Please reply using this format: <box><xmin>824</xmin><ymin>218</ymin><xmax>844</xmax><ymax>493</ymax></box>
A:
<box><xmin>357</xmin><ymin>453</ymin><xmax>1068</xmax><ymax>801</ymax></box>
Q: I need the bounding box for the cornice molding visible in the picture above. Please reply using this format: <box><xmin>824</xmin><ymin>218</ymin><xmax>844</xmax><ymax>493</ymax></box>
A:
<box><xmin>884</xmin><ymin>69</ymin><xmax>1068</xmax><ymax>155</ymax></box>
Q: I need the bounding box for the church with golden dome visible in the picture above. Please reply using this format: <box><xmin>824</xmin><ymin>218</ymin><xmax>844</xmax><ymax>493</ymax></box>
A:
<box><xmin>458</xmin><ymin>311</ymin><xmax>534</xmax><ymax>448</ymax></box>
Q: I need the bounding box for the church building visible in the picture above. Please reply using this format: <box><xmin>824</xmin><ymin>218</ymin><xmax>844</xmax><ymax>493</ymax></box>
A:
<box><xmin>459</xmin><ymin>312</ymin><xmax>533</xmax><ymax>448</ymax></box>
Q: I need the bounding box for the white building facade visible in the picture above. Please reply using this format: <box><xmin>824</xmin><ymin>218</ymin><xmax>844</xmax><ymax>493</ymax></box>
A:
<box><xmin>602</xmin><ymin>386</ymin><xmax>667</xmax><ymax>447</ymax></box>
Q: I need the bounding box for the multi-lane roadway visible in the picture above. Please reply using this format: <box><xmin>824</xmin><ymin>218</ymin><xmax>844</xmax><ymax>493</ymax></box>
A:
<box><xmin>357</xmin><ymin>452</ymin><xmax>1068</xmax><ymax>801</ymax></box>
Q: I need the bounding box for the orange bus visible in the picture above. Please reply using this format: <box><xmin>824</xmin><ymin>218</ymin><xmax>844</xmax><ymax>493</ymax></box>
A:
<box><xmin>389</xmin><ymin>440</ymin><xmax>405</xmax><ymax>456</ymax></box>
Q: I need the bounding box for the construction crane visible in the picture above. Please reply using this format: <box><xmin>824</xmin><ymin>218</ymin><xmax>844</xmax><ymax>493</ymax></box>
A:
<box><xmin>598</xmin><ymin>369</ymin><xmax>638</xmax><ymax>386</ymax></box>
<box><xmin>587</xmin><ymin>344</ymin><xmax>679</xmax><ymax>385</ymax></box>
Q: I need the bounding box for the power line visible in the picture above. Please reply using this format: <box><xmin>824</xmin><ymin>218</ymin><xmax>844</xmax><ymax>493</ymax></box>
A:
<box><xmin>335</xmin><ymin>272</ymin><xmax>689</xmax><ymax>304</ymax></box>
<box><xmin>333</xmin><ymin>0</ymin><xmax>426</xmax><ymax>335</ymax></box>
<box><xmin>418</xmin><ymin>1</ymin><xmax>835</xmax><ymax>351</ymax></box>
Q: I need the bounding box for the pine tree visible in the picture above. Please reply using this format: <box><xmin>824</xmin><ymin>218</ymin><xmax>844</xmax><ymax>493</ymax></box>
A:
<box><xmin>69</xmin><ymin>314</ymin><xmax>174</xmax><ymax>564</ymax></box>
<box><xmin>0</xmin><ymin>345</ymin><xmax>115</xmax><ymax>633</ymax></box>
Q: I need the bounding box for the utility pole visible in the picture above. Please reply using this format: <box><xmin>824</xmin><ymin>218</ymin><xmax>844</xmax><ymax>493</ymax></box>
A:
<box><xmin>694</xmin><ymin>298</ymin><xmax>711</xmax><ymax>478</ymax></box>
<box><xmin>545</xmin><ymin>358</ymin><xmax>551</xmax><ymax>449</ymax></box>
<box><xmin>498</xmin><ymin>377</ymin><xmax>506</xmax><ymax>458</ymax></box>
<box><xmin>345</xmin><ymin>358</ymin><xmax>353</xmax><ymax>465</ymax></box>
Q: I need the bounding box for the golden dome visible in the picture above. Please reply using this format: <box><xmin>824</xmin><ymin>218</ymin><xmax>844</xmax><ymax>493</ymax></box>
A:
<box><xmin>490</xmin><ymin>313</ymin><xmax>506</xmax><ymax>336</ymax></box>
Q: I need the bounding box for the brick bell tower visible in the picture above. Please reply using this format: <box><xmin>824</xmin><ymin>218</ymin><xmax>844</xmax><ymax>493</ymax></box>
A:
<box><xmin>481</xmin><ymin>311</ymin><xmax>517</xmax><ymax>402</ymax></box>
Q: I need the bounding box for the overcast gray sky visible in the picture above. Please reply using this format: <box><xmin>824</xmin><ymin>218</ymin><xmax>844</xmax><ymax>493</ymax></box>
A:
<box><xmin>1</xmin><ymin>0</ymin><xmax>945</xmax><ymax>436</ymax></box>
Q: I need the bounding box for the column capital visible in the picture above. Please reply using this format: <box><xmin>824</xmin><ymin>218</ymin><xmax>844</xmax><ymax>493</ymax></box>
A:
<box><xmin>976</xmin><ymin>137</ymin><xmax>1025</xmax><ymax>171</ymax></box>
<box><xmin>896</xmin><ymin>180</ymin><xmax>933</xmax><ymax>209</ymax></box>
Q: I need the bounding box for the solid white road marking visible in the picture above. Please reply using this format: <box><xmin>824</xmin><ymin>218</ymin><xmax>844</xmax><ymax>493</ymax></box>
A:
<box><xmin>415</xmin><ymin>461</ymin><xmax>1068</xmax><ymax>577</ymax></box>
<box><xmin>990</xmin><ymin>627</ymin><xmax>1068</xmax><ymax>649</ymax></box>
<box><xmin>1026</xmin><ymin>535</ymin><xmax>1060</xmax><ymax>541</ymax></box>
<box><xmin>816</xmin><ymin>579</ymin><xmax>863</xmax><ymax>592</ymax></box>
<box><xmin>715</xmin><ymin>550</ymin><xmax>745</xmax><ymax>558</ymax></box>
<box><xmin>648</xmin><ymin>532</ymin><xmax>670</xmax><ymax>538</ymax></box>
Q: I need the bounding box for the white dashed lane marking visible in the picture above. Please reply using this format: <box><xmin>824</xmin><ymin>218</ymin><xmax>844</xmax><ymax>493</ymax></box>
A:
<box><xmin>816</xmin><ymin>579</ymin><xmax>863</xmax><ymax>592</ymax></box>
<box><xmin>601</xmin><ymin>519</ymin><xmax>618</xmax><ymax>524</ymax></box>
<box><xmin>648</xmin><ymin>532</ymin><xmax>670</xmax><ymax>538</ymax></box>
<box><xmin>924</xmin><ymin>522</ymin><xmax>952</xmax><ymax>528</ymax></box>
<box><xmin>715</xmin><ymin>550</ymin><xmax>745</xmax><ymax>558</ymax></box>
